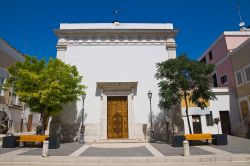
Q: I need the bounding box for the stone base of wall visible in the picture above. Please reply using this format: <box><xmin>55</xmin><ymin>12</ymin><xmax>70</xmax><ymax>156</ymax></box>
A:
<box><xmin>84</xmin><ymin>123</ymin><xmax>100</xmax><ymax>142</ymax></box>
<box><xmin>134</xmin><ymin>123</ymin><xmax>147</xmax><ymax>140</ymax></box>
<box><xmin>231</xmin><ymin>122</ymin><xmax>246</xmax><ymax>137</ymax></box>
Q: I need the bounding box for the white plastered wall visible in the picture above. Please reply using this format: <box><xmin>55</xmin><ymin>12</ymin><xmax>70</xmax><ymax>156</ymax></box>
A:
<box><xmin>182</xmin><ymin>93</ymin><xmax>230</xmax><ymax>134</ymax></box>
<box><xmin>62</xmin><ymin>44</ymin><xmax>172</xmax><ymax>141</ymax></box>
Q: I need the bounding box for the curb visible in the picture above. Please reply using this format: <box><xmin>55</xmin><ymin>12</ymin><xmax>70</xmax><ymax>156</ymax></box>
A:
<box><xmin>0</xmin><ymin>154</ymin><xmax>250</xmax><ymax>164</ymax></box>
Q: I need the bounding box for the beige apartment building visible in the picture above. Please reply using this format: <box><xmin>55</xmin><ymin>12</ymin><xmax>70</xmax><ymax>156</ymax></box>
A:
<box><xmin>0</xmin><ymin>38</ymin><xmax>40</xmax><ymax>133</ymax></box>
<box><xmin>230</xmin><ymin>38</ymin><xmax>250</xmax><ymax>137</ymax></box>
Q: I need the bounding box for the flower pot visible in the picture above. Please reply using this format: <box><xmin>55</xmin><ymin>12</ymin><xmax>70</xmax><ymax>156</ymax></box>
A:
<box><xmin>212</xmin><ymin>134</ymin><xmax>227</xmax><ymax>145</ymax></box>
<box><xmin>172</xmin><ymin>135</ymin><xmax>185</xmax><ymax>147</ymax></box>
<box><xmin>46</xmin><ymin>136</ymin><xmax>60</xmax><ymax>149</ymax></box>
<box><xmin>2</xmin><ymin>136</ymin><xmax>20</xmax><ymax>148</ymax></box>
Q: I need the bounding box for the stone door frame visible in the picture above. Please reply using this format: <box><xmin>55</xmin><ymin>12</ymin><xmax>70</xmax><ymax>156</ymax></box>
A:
<box><xmin>97</xmin><ymin>82</ymin><xmax>137</xmax><ymax>140</ymax></box>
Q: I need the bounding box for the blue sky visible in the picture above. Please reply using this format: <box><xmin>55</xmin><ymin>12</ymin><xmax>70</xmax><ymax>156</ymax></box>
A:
<box><xmin>0</xmin><ymin>0</ymin><xmax>250</xmax><ymax>61</ymax></box>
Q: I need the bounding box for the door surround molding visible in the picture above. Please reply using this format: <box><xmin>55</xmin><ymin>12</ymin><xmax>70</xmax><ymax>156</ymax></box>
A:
<box><xmin>96</xmin><ymin>82</ymin><xmax>137</xmax><ymax>140</ymax></box>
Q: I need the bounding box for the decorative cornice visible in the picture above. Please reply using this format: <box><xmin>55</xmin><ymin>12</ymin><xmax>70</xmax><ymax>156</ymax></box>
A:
<box><xmin>54</xmin><ymin>29</ymin><xmax>177</xmax><ymax>36</ymax></box>
<box><xmin>56</xmin><ymin>34</ymin><xmax>176</xmax><ymax>46</ymax></box>
<box><xmin>55</xmin><ymin>27</ymin><xmax>177</xmax><ymax>48</ymax></box>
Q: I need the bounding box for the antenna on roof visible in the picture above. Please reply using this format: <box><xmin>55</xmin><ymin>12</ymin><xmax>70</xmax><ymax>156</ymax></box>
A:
<box><xmin>112</xmin><ymin>8</ymin><xmax>120</xmax><ymax>24</ymax></box>
<box><xmin>237</xmin><ymin>0</ymin><xmax>246</xmax><ymax>31</ymax></box>
<box><xmin>23</xmin><ymin>35</ymin><xmax>28</xmax><ymax>54</ymax></box>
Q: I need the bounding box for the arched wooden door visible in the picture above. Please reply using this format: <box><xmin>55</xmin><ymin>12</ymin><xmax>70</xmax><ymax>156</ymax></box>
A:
<box><xmin>107</xmin><ymin>96</ymin><xmax>128</xmax><ymax>139</ymax></box>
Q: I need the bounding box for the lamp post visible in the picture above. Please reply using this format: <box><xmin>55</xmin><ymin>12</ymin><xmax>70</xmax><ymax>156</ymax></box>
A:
<box><xmin>147</xmin><ymin>90</ymin><xmax>154</xmax><ymax>142</ymax></box>
<box><xmin>79</xmin><ymin>93</ymin><xmax>86</xmax><ymax>143</ymax></box>
<box><xmin>20</xmin><ymin>104</ymin><xmax>25</xmax><ymax>133</ymax></box>
<box><xmin>165</xmin><ymin>116</ymin><xmax>170</xmax><ymax>142</ymax></box>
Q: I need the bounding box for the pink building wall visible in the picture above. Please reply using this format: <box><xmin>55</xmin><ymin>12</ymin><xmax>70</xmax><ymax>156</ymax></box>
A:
<box><xmin>198</xmin><ymin>31</ymin><xmax>250</xmax><ymax>136</ymax></box>
<box><xmin>199</xmin><ymin>32</ymin><xmax>250</xmax><ymax>90</ymax></box>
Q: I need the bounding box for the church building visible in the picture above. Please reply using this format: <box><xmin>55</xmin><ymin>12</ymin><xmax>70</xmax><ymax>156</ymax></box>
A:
<box><xmin>55</xmin><ymin>22</ymin><xmax>177</xmax><ymax>141</ymax></box>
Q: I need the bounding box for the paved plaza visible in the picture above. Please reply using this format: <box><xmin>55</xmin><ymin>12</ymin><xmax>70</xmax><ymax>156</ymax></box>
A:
<box><xmin>0</xmin><ymin>135</ymin><xmax>250</xmax><ymax>165</ymax></box>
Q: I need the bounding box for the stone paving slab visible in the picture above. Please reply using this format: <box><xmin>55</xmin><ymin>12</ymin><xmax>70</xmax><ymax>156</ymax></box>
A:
<box><xmin>211</xmin><ymin>136</ymin><xmax>250</xmax><ymax>154</ymax></box>
<box><xmin>0</xmin><ymin>147</ymin><xmax>18</xmax><ymax>155</ymax></box>
<box><xmin>151</xmin><ymin>142</ymin><xmax>213</xmax><ymax>156</ymax></box>
<box><xmin>80</xmin><ymin>146</ymin><xmax>153</xmax><ymax>157</ymax></box>
<box><xmin>19</xmin><ymin>142</ymin><xmax>84</xmax><ymax>156</ymax></box>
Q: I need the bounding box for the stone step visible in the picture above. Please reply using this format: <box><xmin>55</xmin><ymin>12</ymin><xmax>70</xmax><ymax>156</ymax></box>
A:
<box><xmin>95</xmin><ymin>139</ymin><xmax>148</xmax><ymax>143</ymax></box>
<box><xmin>0</xmin><ymin>155</ymin><xmax>250</xmax><ymax>164</ymax></box>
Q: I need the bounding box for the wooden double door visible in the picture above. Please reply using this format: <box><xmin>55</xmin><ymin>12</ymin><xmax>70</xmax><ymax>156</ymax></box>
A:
<box><xmin>192</xmin><ymin>115</ymin><xmax>202</xmax><ymax>134</ymax></box>
<box><xmin>107</xmin><ymin>96</ymin><xmax>128</xmax><ymax>139</ymax></box>
<box><xmin>219</xmin><ymin>111</ymin><xmax>231</xmax><ymax>135</ymax></box>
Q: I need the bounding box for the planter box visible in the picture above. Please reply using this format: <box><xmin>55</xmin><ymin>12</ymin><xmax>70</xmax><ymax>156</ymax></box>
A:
<box><xmin>46</xmin><ymin>136</ymin><xmax>60</xmax><ymax>149</ymax></box>
<box><xmin>212</xmin><ymin>134</ymin><xmax>227</xmax><ymax>145</ymax></box>
<box><xmin>2</xmin><ymin>136</ymin><xmax>20</xmax><ymax>148</ymax></box>
<box><xmin>172</xmin><ymin>135</ymin><xmax>185</xmax><ymax>147</ymax></box>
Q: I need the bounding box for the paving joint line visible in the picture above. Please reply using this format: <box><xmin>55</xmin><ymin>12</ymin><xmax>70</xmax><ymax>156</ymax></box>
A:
<box><xmin>144</xmin><ymin>143</ymin><xmax>164</xmax><ymax>157</ymax></box>
<box><xmin>68</xmin><ymin>145</ymin><xmax>89</xmax><ymax>157</ymax></box>
<box><xmin>195</xmin><ymin>145</ymin><xmax>233</xmax><ymax>155</ymax></box>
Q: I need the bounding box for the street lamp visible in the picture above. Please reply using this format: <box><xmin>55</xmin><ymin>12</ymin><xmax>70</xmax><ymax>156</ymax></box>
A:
<box><xmin>165</xmin><ymin>116</ymin><xmax>170</xmax><ymax>142</ymax></box>
<box><xmin>79</xmin><ymin>93</ymin><xmax>86</xmax><ymax>143</ymax></box>
<box><xmin>20</xmin><ymin>104</ymin><xmax>26</xmax><ymax>133</ymax></box>
<box><xmin>147</xmin><ymin>90</ymin><xmax>155</xmax><ymax>142</ymax></box>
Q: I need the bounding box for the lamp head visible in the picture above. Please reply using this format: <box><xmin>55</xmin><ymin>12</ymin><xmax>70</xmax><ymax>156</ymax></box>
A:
<box><xmin>82</xmin><ymin>93</ymin><xmax>86</xmax><ymax>100</ymax></box>
<box><xmin>165</xmin><ymin>116</ymin><xmax>170</xmax><ymax>123</ymax></box>
<box><xmin>147</xmin><ymin>90</ymin><xmax>152</xmax><ymax>99</ymax></box>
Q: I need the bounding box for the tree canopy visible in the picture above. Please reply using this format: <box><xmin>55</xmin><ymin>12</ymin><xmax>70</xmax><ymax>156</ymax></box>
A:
<box><xmin>155</xmin><ymin>54</ymin><xmax>216</xmax><ymax>134</ymax></box>
<box><xmin>5</xmin><ymin>56</ymin><xmax>85</xmax><ymax>134</ymax></box>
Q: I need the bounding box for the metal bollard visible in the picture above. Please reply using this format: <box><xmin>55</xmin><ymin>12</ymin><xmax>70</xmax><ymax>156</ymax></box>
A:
<box><xmin>42</xmin><ymin>141</ymin><xmax>49</xmax><ymax>157</ymax></box>
<box><xmin>183</xmin><ymin>140</ymin><xmax>190</xmax><ymax>157</ymax></box>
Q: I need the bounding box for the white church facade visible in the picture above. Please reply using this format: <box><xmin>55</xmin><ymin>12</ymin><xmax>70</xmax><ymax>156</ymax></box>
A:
<box><xmin>55</xmin><ymin>22</ymin><xmax>177</xmax><ymax>141</ymax></box>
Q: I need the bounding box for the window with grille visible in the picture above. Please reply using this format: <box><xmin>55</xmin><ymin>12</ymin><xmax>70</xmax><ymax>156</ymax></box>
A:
<box><xmin>200</xmin><ymin>57</ymin><xmax>207</xmax><ymax>63</ymax></box>
<box><xmin>206</xmin><ymin>111</ymin><xmax>213</xmax><ymax>126</ymax></box>
<box><xmin>0</xmin><ymin>77</ymin><xmax>4</xmax><ymax>95</ymax></box>
<box><xmin>212</xmin><ymin>73</ymin><xmax>218</xmax><ymax>87</ymax></box>
<box><xmin>244</xmin><ymin>65</ymin><xmax>250</xmax><ymax>83</ymax></box>
<box><xmin>235</xmin><ymin>70</ymin><xmax>244</xmax><ymax>86</ymax></box>
<box><xmin>221</xmin><ymin>75</ymin><xmax>227</xmax><ymax>84</ymax></box>
<box><xmin>209</xmin><ymin>51</ymin><xmax>213</xmax><ymax>60</ymax></box>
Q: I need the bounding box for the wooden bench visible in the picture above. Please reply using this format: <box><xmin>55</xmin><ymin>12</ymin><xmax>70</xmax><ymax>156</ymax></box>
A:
<box><xmin>17</xmin><ymin>135</ymin><xmax>49</xmax><ymax>145</ymax></box>
<box><xmin>184</xmin><ymin>133</ymin><xmax>212</xmax><ymax>144</ymax></box>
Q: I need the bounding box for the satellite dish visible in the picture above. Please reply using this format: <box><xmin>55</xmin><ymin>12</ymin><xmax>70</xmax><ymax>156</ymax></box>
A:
<box><xmin>239</xmin><ymin>22</ymin><xmax>245</xmax><ymax>27</ymax></box>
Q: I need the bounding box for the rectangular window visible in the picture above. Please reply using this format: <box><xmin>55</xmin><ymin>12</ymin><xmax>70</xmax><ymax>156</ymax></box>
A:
<box><xmin>244</xmin><ymin>65</ymin><xmax>250</xmax><ymax>83</ymax></box>
<box><xmin>221</xmin><ymin>75</ymin><xmax>227</xmax><ymax>84</ymax></box>
<box><xmin>11</xmin><ymin>93</ymin><xmax>17</xmax><ymax>105</ymax></box>
<box><xmin>235</xmin><ymin>70</ymin><xmax>244</xmax><ymax>86</ymax></box>
<box><xmin>240</xmin><ymin>101</ymin><xmax>249</xmax><ymax>125</ymax></box>
<box><xmin>209</xmin><ymin>51</ymin><xmax>213</xmax><ymax>60</ymax></box>
<box><xmin>212</xmin><ymin>73</ymin><xmax>218</xmax><ymax>87</ymax></box>
<box><xmin>200</xmin><ymin>57</ymin><xmax>207</xmax><ymax>63</ymax></box>
<box><xmin>0</xmin><ymin>77</ymin><xmax>4</xmax><ymax>95</ymax></box>
<box><xmin>206</xmin><ymin>111</ymin><xmax>213</xmax><ymax>126</ymax></box>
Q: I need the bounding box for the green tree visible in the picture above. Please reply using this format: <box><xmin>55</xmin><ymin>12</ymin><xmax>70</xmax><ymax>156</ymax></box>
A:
<box><xmin>5</xmin><ymin>56</ymin><xmax>85</xmax><ymax>134</ymax></box>
<box><xmin>155</xmin><ymin>54</ymin><xmax>216</xmax><ymax>134</ymax></box>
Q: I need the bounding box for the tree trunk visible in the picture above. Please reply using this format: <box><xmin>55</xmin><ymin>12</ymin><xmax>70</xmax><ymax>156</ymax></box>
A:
<box><xmin>184</xmin><ymin>91</ymin><xmax>192</xmax><ymax>134</ymax></box>
<box><xmin>41</xmin><ymin>109</ymin><xmax>49</xmax><ymax>135</ymax></box>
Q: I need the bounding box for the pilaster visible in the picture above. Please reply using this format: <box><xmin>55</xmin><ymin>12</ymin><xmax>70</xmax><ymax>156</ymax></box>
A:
<box><xmin>56</xmin><ymin>44</ymin><xmax>67</xmax><ymax>61</ymax></box>
<box><xmin>166</xmin><ymin>38</ymin><xmax>177</xmax><ymax>59</ymax></box>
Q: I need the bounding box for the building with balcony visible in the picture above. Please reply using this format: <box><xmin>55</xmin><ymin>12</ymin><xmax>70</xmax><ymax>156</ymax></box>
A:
<box><xmin>230</xmin><ymin>38</ymin><xmax>250</xmax><ymax>137</ymax></box>
<box><xmin>198</xmin><ymin>30</ymin><xmax>250</xmax><ymax>136</ymax></box>
<box><xmin>0</xmin><ymin>38</ymin><xmax>40</xmax><ymax>133</ymax></box>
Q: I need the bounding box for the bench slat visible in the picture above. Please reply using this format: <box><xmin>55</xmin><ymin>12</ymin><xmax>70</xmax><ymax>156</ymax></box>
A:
<box><xmin>184</xmin><ymin>133</ymin><xmax>212</xmax><ymax>141</ymax></box>
<box><xmin>18</xmin><ymin>135</ymin><xmax>49</xmax><ymax>142</ymax></box>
